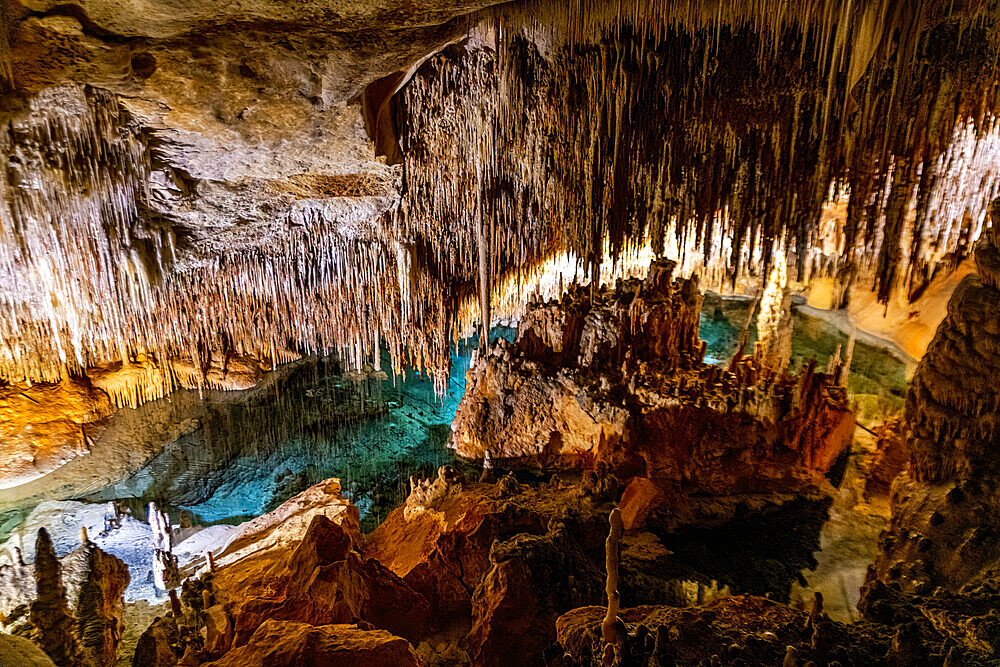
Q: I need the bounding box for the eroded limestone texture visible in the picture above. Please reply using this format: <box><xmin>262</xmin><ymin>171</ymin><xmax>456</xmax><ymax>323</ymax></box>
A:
<box><xmin>452</xmin><ymin>260</ymin><xmax>854</xmax><ymax>515</ymax></box>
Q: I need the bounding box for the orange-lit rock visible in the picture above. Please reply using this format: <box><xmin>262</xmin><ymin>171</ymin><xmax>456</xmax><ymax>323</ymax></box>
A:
<box><xmin>362</xmin><ymin>470</ymin><xmax>504</xmax><ymax>616</ymax></box>
<box><xmin>618</xmin><ymin>477</ymin><xmax>665</xmax><ymax>530</ymax></box>
<box><xmin>211</xmin><ymin>478</ymin><xmax>360</xmax><ymax>571</ymax></box>
<box><xmin>202</xmin><ymin>620</ymin><xmax>421</xmax><ymax>667</ymax></box>
<box><xmin>200</xmin><ymin>478</ymin><xmax>427</xmax><ymax>649</ymax></box>
<box><xmin>0</xmin><ymin>378</ymin><xmax>113</xmax><ymax>489</ymax></box>
<box><xmin>468</xmin><ymin>526</ymin><xmax>604</xmax><ymax>667</ymax></box>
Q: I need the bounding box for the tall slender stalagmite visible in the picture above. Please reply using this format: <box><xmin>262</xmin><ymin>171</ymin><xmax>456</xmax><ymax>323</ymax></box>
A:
<box><xmin>755</xmin><ymin>255</ymin><xmax>794</xmax><ymax>375</ymax></box>
<box><xmin>601</xmin><ymin>507</ymin><xmax>624</xmax><ymax>666</ymax></box>
<box><xmin>29</xmin><ymin>529</ymin><xmax>80</xmax><ymax>667</ymax></box>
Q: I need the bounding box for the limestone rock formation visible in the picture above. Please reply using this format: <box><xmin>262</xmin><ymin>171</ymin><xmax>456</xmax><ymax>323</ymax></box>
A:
<box><xmin>0</xmin><ymin>379</ymin><xmax>113</xmax><ymax>489</ymax></box>
<box><xmin>201</xmin><ymin>620</ymin><xmax>422</xmax><ymax>667</ymax></box>
<box><xmin>467</xmin><ymin>524</ymin><xmax>604</xmax><ymax>666</ymax></box>
<box><xmin>865</xmin><ymin>220</ymin><xmax>1000</xmax><ymax>600</ymax></box>
<box><xmin>211</xmin><ymin>478</ymin><xmax>360</xmax><ymax>571</ymax></box>
<box><xmin>212</xmin><ymin>513</ymin><xmax>427</xmax><ymax>647</ymax></box>
<box><xmin>130</xmin><ymin>615</ymin><xmax>180</xmax><ymax>667</ymax></box>
<box><xmin>61</xmin><ymin>542</ymin><xmax>130</xmax><ymax>666</ymax></box>
<box><xmin>27</xmin><ymin>529</ymin><xmax>79</xmax><ymax>667</ymax></box>
<box><xmin>863</xmin><ymin>417</ymin><xmax>909</xmax><ymax>498</ymax></box>
<box><xmin>452</xmin><ymin>260</ymin><xmax>855</xmax><ymax>528</ymax></box>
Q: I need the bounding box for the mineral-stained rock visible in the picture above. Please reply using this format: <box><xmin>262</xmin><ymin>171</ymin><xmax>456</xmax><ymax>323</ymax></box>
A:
<box><xmin>451</xmin><ymin>260</ymin><xmax>854</xmax><ymax>501</ymax></box>
<box><xmin>0</xmin><ymin>632</ymin><xmax>57</xmax><ymax>667</ymax></box>
<box><xmin>201</xmin><ymin>620</ymin><xmax>421</xmax><ymax>667</ymax></box>
<box><xmin>131</xmin><ymin>615</ymin><xmax>181</xmax><ymax>667</ymax></box>
<box><xmin>202</xmin><ymin>605</ymin><xmax>234</xmax><ymax>658</ymax></box>
<box><xmin>468</xmin><ymin>525</ymin><xmax>604</xmax><ymax>666</ymax></box>
<box><xmin>862</xmin><ymin>475</ymin><xmax>1000</xmax><ymax>597</ymax></box>
<box><xmin>906</xmin><ymin>273</ymin><xmax>1000</xmax><ymax>483</ymax></box>
<box><xmin>61</xmin><ymin>541</ymin><xmax>130</xmax><ymax>666</ymax></box>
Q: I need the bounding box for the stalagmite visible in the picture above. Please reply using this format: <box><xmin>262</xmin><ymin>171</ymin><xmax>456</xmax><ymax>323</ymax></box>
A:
<box><xmin>149</xmin><ymin>503</ymin><xmax>172</xmax><ymax>553</ymax></box>
<box><xmin>29</xmin><ymin>528</ymin><xmax>80</xmax><ymax>667</ymax></box>
<box><xmin>755</xmin><ymin>255</ymin><xmax>793</xmax><ymax>375</ymax></box>
<box><xmin>600</xmin><ymin>507</ymin><xmax>624</xmax><ymax>666</ymax></box>
<box><xmin>149</xmin><ymin>502</ymin><xmax>178</xmax><ymax>592</ymax></box>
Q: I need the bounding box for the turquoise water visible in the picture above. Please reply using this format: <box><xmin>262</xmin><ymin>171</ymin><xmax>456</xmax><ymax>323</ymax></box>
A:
<box><xmin>700</xmin><ymin>294</ymin><xmax>909</xmax><ymax>417</ymax></box>
<box><xmin>14</xmin><ymin>307</ymin><xmax>905</xmax><ymax>540</ymax></box>
<box><xmin>81</xmin><ymin>332</ymin><xmax>519</xmax><ymax>532</ymax></box>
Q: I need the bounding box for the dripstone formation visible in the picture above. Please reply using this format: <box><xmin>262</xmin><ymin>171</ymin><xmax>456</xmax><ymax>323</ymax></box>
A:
<box><xmin>3</xmin><ymin>0</ymin><xmax>1000</xmax><ymax>665</ymax></box>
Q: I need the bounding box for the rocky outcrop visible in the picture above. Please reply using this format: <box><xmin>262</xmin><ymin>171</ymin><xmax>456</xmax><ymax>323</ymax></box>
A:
<box><xmin>130</xmin><ymin>615</ymin><xmax>180</xmax><ymax>667</ymax></box>
<box><xmin>468</xmin><ymin>525</ymin><xmax>604</xmax><ymax>666</ymax></box>
<box><xmin>363</xmin><ymin>468</ymin><xmax>510</xmax><ymax>617</ymax></box>
<box><xmin>452</xmin><ymin>260</ymin><xmax>854</xmax><ymax>527</ymax></box>
<box><xmin>62</xmin><ymin>541</ymin><xmax>130</xmax><ymax>666</ymax></box>
<box><xmin>202</xmin><ymin>620</ymin><xmax>422</xmax><ymax>667</ymax></box>
<box><xmin>128</xmin><ymin>477</ymin><xmax>433</xmax><ymax>664</ymax></box>
<box><xmin>210</xmin><ymin>478</ymin><xmax>360</xmax><ymax>572</ymax></box>
<box><xmin>213</xmin><ymin>514</ymin><xmax>428</xmax><ymax>647</ymax></box>
<box><xmin>907</xmin><ymin>273</ymin><xmax>1000</xmax><ymax>483</ymax></box>
<box><xmin>864</xmin><ymin>220</ymin><xmax>1000</xmax><ymax>602</ymax></box>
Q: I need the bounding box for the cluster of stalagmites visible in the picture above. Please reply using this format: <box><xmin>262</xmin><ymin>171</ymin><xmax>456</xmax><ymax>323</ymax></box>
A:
<box><xmin>451</xmin><ymin>258</ymin><xmax>855</xmax><ymax>528</ymax></box>
<box><xmin>108</xmin><ymin>459</ymin><xmax>995</xmax><ymax>667</ymax></box>
<box><xmin>1</xmin><ymin>528</ymin><xmax>129</xmax><ymax>667</ymax></box>
<box><xmin>856</xmin><ymin>203</ymin><xmax>1000</xmax><ymax>659</ymax></box>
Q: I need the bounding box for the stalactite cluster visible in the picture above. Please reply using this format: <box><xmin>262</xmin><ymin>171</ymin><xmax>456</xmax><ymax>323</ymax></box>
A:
<box><xmin>3</xmin><ymin>0</ymin><xmax>1000</xmax><ymax>402</ymax></box>
<box><xmin>394</xmin><ymin>0</ymin><xmax>1000</xmax><ymax>334</ymax></box>
<box><xmin>0</xmin><ymin>85</ymin><xmax>164</xmax><ymax>384</ymax></box>
<box><xmin>0</xmin><ymin>86</ymin><xmax>433</xmax><ymax>394</ymax></box>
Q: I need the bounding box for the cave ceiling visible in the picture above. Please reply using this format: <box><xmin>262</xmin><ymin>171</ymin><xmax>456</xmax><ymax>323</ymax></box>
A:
<box><xmin>2</xmin><ymin>0</ymin><xmax>1000</xmax><ymax>398</ymax></box>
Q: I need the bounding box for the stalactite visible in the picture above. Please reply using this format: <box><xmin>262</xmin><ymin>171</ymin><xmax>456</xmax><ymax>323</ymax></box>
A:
<box><xmin>755</xmin><ymin>254</ymin><xmax>793</xmax><ymax>375</ymax></box>
<box><xmin>4</xmin><ymin>1</ymin><xmax>1000</xmax><ymax>403</ymax></box>
<box><xmin>394</xmin><ymin>0</ymin><xmax>1000</xmax><ymax>350</ymax></box>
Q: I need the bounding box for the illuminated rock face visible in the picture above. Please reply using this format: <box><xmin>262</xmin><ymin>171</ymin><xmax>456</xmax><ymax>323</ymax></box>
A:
<box><xmin>863</xmin><ymin>225</ymin><xmax>1000</xmax><ymax>602</ymax></box>
<box><xmin>452</xmin><ymin>260</ymin><xmax>854</xmax><ymax>503</ymax></box>
<box><xmin>0</xmin><ymin>379</ymin><xmax>112</xmax><ymax>489</ymax></box>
